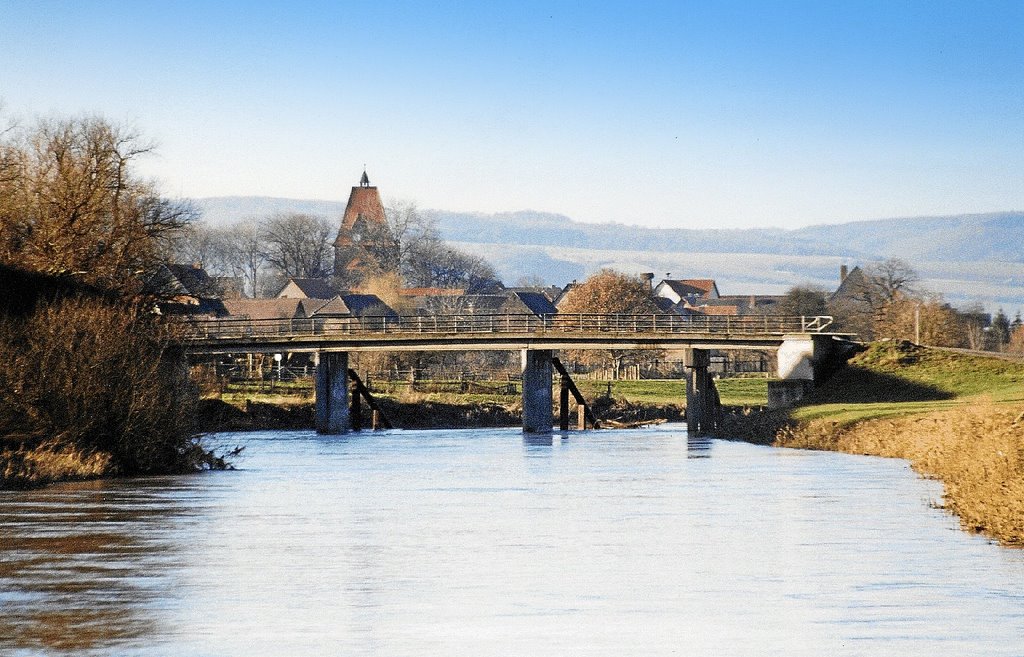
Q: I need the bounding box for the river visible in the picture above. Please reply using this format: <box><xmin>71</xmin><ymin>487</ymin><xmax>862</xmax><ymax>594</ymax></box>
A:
<box><xmin>2</xmin><ymin>425</ymin><xmax>1023</xmax><ymax>656</ymax></box>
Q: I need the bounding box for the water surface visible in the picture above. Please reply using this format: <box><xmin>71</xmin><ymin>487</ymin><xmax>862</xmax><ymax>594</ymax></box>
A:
<box><xmin>2</xmin><ymin>425</ymin><xmax>1023</xmax><ymax>655</ymax></box>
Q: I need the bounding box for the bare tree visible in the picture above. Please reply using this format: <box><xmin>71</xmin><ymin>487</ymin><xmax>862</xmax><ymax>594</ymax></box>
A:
<box><xmin>405</xmin><ymin>240</ymin><xmax>498</xmax><ymax>291</ymax></box>
<box><xmin>0</xmin><ymin>115</ymin><xmax>195</xmax><ymax>294</ymax></box>
<box><xmin>959</xmin><ymin>303</ymin><xmax>989</xmax><ymax>350</ymax></box>
<box><xmin>0</xmin><ymin>109</ymin><xmax>21</xmax><ymax>187</ymax></box>
<box><xmin>515</xmin><ymin>274</ymin><xmax>548</xmax><ymax>288</ymax></box>
<box><xmin>873</xmin><ymin>295</ymin><xmax>966</xmax><ymax>347</ymax></box>
<box><xmin>260</xmin><ymin>212</ymin><xmax>334</xmax><ymax>281</ymax></box>
<box><xmin>856</xmin><ymin>258</ymin><xmax>920</xmax><ymax>310</ymax></box>
<box><xmin>333</xmin><ymin>199</ymin><xmax>436</xmax><ymax>286</ymax></box>
<box><xmin>166</xmin><ymin>221</ymin><xmax>265</xmax><ymax>297</ymax></box>
<box><xmin>831</xmin><ymin>258</ymin><xmax>922</xmax><ymax>339</ymax></box>
<box><xmin>335</xmin><ymin>199</ymin><xmax>499</xmax><ymax>292</ymax></box>
<box><xmin>170</xmin><ymin>222</ymin><xmax>220</xmax><ymax>268</ymax></box>
<box><xmin>375</xmin><ymin>200</ymin><xmax>437</xmax><ymax>274</ymax></box>
<box><xmin>216</xmin><ymin>222</ymin><xmax>265</xmax><ymax>297</ymax></box>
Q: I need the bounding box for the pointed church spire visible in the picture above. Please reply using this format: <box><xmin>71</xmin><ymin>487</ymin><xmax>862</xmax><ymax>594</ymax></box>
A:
<box><xmin>360</xmin><ymin>169</ymin><xmax>370</xmax><ymax>187</ymax></box>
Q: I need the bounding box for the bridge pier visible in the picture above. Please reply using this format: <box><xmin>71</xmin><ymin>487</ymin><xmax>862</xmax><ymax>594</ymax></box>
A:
<box><xmin>522</xmin><ymin>349</ymin><xmax>553</xmax><ymax>433</ymax></box>
<box><xmin>684</xmin><ymin>348</ymin><xmax>721</xmax><ymax>436</ymax></box>
<box><xmin>315</xmin><ymin>351</ymin><xmax>349</xmax><ymax>434</ymax></box>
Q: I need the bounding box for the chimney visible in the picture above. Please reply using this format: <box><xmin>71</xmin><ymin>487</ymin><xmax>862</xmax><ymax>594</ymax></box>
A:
<box><xmin>641</xmin><ymin>272</ymin><xmax>654</xmax><ymax>289</ymax></box>
<box><xmin>840</xmin><ymin>264</ymin><xmax>849</xmax><ymax>283</ymax></box>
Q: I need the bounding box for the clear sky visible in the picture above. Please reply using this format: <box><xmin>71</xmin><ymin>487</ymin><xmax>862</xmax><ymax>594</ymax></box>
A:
<box><xmin>1</xmin><ymin>0</ymin><xmax>1022</xmax><ymax>229</ymax></box>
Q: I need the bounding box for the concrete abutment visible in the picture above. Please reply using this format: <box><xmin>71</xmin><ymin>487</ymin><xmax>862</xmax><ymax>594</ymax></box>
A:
<box><xmin>769</xmin><ymin>335</ymin><xmax>851</xmax><ymax>409</ymax></box>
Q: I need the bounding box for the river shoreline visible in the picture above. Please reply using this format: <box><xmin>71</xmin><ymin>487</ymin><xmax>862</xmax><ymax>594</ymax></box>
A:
<box><xmin>723</xmin><ymin>402</ymin><xmax>1024</xmax><ymax>546</ymax></box>
<box><xmin>7</xmin><ymin>341</ymin><xmax>1022</xmax><ymax>550</ymax></box>
<box><xmin>721</xmin><ymin>341</ymin><xmax>1024</xmax><ymax>547</ymax></box>
<box><xmin>200</xmin><ymin>378</ymin><xmax>1024</xmax><ymax>548</ymax></box>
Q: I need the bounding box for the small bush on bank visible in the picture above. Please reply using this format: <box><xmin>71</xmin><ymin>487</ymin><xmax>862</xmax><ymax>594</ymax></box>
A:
<box><xmin>0</xmin><ymin>297</ymin><xmax>215</xmax><ymax>485</ymax></box>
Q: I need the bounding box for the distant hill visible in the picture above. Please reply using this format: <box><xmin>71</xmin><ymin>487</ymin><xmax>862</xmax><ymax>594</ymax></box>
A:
<box><xmin>429</xmin><ymin>210</ymin><xmax>855</xmax><ymax>257</ymax></box>
<box><xmin>789</xmin><ymin>213</ymin><xmax>1024</xmax><ymax>263</ymax></box>
<box><xmin>197</xmin><ymin>197</ymin><xmax>1023</xmax><ymax>263</ymax></box>
<box><xmin>195</xmin><ymin>197</ymin><xmax>1024</xmax><ymax>313</ymax></box>
<box><xmin>427</xmin><ymin>209</ymin><xmax>1024</xmax><ymax>263</ymax></box>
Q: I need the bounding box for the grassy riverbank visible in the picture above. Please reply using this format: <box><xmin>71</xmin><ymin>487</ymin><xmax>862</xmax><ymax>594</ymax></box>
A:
<box><xmin>724</xmin><ymin>341</ymin><xmax>1024</xmax><ymax>546</ymax></box>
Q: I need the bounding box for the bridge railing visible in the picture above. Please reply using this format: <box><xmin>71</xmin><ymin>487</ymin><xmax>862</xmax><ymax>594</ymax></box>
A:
<box><xmin>180</xmin><ymin>313</ymin><xmax>834</xmax><ymax>341</ymax></box>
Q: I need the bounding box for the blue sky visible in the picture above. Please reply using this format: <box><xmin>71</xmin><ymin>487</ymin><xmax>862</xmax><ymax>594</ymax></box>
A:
<box><xmin>1</xmin><ymin>0</ymin><xmax>1022</xmax><ymax>229</ymax></box>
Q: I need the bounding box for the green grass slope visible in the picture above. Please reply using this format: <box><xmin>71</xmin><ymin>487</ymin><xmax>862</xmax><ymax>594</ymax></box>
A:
<box><xmin>793</xmin><ymin>341</ymin><xmax>1024</xmax><ymax>425</ymax></box>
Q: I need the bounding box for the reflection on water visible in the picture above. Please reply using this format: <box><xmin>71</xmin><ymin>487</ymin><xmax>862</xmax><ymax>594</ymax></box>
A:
<box><xmin>2</xmin><ymin>424</ymin><xmax>1024</xmax><ymax>656</ymax></box>
<box><xmin>0</xmin><ymin>478</ymin><xmax>199</xmax><ymax>653</ymax></box>
<box><xmin>686</xmin><ymin>435</ymin><xmax>713</xmax><ymax>457</ymax></box>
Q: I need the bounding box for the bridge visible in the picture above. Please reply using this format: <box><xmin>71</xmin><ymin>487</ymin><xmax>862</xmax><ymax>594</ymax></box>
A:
<box><xmin>181</xmin><ymin>313</ymin><xmax>846</xmax><ymax>436</ymax></box>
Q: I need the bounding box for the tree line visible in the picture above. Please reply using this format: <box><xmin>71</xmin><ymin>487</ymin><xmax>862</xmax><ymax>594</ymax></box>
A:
<box><xmin>172</xmin><ymin>201</ymin><xmax>498</xmax><ymax>298</ymax></box>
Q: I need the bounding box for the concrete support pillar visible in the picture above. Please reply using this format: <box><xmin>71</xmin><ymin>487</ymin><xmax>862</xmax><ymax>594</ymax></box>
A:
<box><xmin>684</xmin><ymin>348</ymin><xmax>721</xmax><ymax>436</ymax></box>
<box><xmin>315</xmin><ymin>351</ymin><xmax>349</xmax><ymax>434</ymax></box>
<box><xmin>521</xmin><ymin>349</ymin><xmax>553</xmax><ymax>433</ymax></box>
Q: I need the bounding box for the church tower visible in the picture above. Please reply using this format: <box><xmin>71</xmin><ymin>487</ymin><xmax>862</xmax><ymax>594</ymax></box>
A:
<box><xmin>333</xmin><ymin>170</ymin><xmax>390</xmax><ymax>279</ymax></box>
